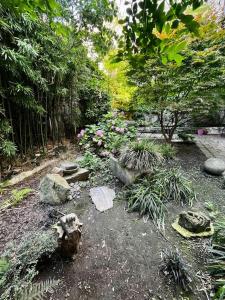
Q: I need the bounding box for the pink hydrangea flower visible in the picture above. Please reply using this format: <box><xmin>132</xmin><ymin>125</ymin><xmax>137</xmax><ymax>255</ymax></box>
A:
<box><xmin>97</xmin><ymin>140</ymin><xmax>102</xmax><ymax>146</ymax></box>
<box><xmin>96</xmin><ymin>129</ymin><xmax>104</xmax><ymax>137</ymax></box>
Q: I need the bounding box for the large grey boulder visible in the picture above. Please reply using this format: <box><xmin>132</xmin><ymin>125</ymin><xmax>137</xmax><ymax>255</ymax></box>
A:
<box><xmin>204</xmin><ymin>157</ymin><xmax>225</xmax><ymax>175</ymax></box>
<box><xmin>39</xmin><ymin>174</ymin><xmax>70</xmax><ymax>205</ymax></box>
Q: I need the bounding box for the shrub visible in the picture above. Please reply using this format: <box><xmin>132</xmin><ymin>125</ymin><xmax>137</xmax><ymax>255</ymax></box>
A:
<box><xmin>78</xmin><ymin>151</ymin><xmax>104</xmax><ymax>172</ymax></box>
<box><xmin>0</xmin><ymin>230</ymin><xmax>58</xmax><ymax>299</ymax></box>
<box><xmin>161</xmin><ymin>249</ymin><xmax>192</xmax><ymax>291</ymax></box>
<box><xmin>78</xmin><ymin>111</ymin><xmax>136</xmax><ymax>154</ymax></box>
<box><xmin>119</xmin><ymin>139</ymin><xmax>163</xmax><ymax>172</ymax></box>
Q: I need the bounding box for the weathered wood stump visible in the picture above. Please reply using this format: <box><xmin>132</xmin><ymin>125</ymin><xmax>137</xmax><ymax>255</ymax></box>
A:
<box><xmin>55</xmin><ymin>213</ymin><xmax>83</xmax><ymax>258</ymax></box>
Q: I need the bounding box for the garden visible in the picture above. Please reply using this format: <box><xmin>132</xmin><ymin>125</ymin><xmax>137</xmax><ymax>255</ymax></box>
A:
<box><xmin>1</xmin><ymin>1</ymin><xmax>225</xmax><ymax>300</ymax></box>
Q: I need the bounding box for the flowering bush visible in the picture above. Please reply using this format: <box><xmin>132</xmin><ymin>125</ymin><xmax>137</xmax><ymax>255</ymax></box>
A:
<box><xmin>77</xmin><ymin>112</ymin><xmax>137</xmax><ymax>154</ymax></box>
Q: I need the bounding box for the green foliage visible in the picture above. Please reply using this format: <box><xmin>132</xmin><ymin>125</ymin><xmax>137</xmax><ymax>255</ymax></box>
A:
<box><xmin>119</xmin><ymin>140</ymin><xmax>176</xmax><ymax>171</ymax></box>
<box><xmin>124</xmin><ymin>167</ymin><xmax>195</xmax><ymax>228</ymax></box>
<box><xmin>103</xmin><ymin>50</ymin><xmax>136</xmax><ymax>111</ymax></box>
<box><xmin>0</xmin><ymin>188</ymin><xmax>33</xmax><ymax>210</ymax></box>
<box><xmin>78</xmin><ymin>151</ymin><xmax>104</xmax><ymax>172</ymax></box>
<box><xmin>0</xmin><ymin>117</ymin><xmax>17</xmax><ymax>161</ymax></box>
<box><xmin>160</xmin><ymin>143</ymin><xmax>176</xmax><ymax>159</ymax></box>
<box><xmin>126</xmin><ymin>178</ymin><xmax>166</xmax><ymax>229</ymax></box>
<box><xmin>78</xmin><ymin>112</ymin><xmax>137</xmax><ymax>154</ymax></box>
<box><xmin>0</xmin><ymin>0</ymin><xmax>114</xmax><ymax>162</ymax></box>
<box><xmin>0</xmin><ymin>230</ymin><xmax>58</xmax><ymax>299</ymax></box>
<box><xmin>152</xmin><ymin>168</ymin><xmax>195</xmax><ymax>206</ymax></box>
<box><xmin>79</xmin><ymin>87</ymin><xmax>110</xmax><ymax>125</ymax></box>
<box><xmin>130</xmin><ymin>14</ymin><xmax>225</xmax><ymax>142</ymax></box>
<box><xmin>119</xmin><ymin>0</ymin><xmax>204</xmax><ymax>64</ymax></box>
<box><xmin>178</xmin><ymin>132</ymin><xmax>195</xmax><ymax>142</ymax></box>
<box><xmin>119</xmin><ymin>139</ymin><xmax>163</xmax><ymax>172</ymax></box>
<box><xmin>207</xmin><ymin>218</ymin><xmax>225</xmax><ymax>299</ymax></box>
<box><xmin>161</xmin><ymin>249</ymin><xmax>192</xmax><ymax>291</ymax></box>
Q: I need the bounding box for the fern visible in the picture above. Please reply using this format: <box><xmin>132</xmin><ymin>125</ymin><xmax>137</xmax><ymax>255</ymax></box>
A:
<box><xmin>17</xmin><ymin>279</ymin><xmax>59</xmax><ymax>300</ymax></box>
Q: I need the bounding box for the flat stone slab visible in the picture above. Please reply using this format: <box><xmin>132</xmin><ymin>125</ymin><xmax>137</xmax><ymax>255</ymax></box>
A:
<box><xmin>65</xmin><ymin>168</ymin><xmax>89</xmax><ymax>183</ymax></box>
<box><xmin>90</xmin><ymin>186</ymin><xmax>115</xmax><ymax>212</ymax></box>
<box><xmin>204</xmin><ymin>157</ymin><xmax>225</xmax><ymax>175</ymax></box>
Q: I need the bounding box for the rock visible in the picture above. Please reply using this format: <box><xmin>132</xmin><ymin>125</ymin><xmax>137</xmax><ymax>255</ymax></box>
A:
<box><xmin>65</xmin><ymin>168</ymin><xmax>89</xmax><ymax>183</ymax></box>
<box><xmin>178</xmin><ymin>211</ymin><xmax>211</xmax><ymax>233</ymax></box>
<box><xmin>54</xmin><ymin>213</ymin><xmax>83</xmax><ymax>257</ymax></box>
<box><xmin>60</xmin><ymin>161</ymin><xmax>78</xmax><ymax>171</ymax></box>
<box><xmin>60</xmin><ymin>161</ymin><xmax>79</xmax><ymax>176</ymax></box>
<box><xmin>110</xmin><ymin>156</ymin><xmax>141</xmax><ymax>185</ymax></box>
<box><xmin>39</xmin><ymin>174</ymin><xmax>70</xmax><ymax>205</ymax></box>
<box><xmin>51</xmin><ymin>167</ymin><xmax>63</xmax><ymax>176</ymax></box>
<box><xmin>204</xmin><ymin>157</ymin><xmax>225</xmax><ymax>175</ymax></box>
<box><xmin>172</xmin><ymin>210</ymin><xmax>214</xmax><ymax>238</ymax></box>
<box><xmin>90</xmin><ymin>186</ymin><xmax>115</xmax><ymax>212</ymax></box>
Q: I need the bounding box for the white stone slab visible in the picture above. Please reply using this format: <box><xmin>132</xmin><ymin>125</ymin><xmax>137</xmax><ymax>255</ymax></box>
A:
<box><xmin>90</xmin><ymin>186</ymin><xmax>115</xmax><ymax>212</ymax></box>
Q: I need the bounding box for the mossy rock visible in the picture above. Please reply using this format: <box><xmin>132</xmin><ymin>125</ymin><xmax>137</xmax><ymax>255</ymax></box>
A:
<box><xmin>172</xmin><ymin>218</ymin><xmax>214</xmax><ymax>238</ymax></box>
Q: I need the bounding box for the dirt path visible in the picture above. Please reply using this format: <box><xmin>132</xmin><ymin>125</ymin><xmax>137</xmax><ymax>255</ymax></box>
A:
<box><xmin>37</xmin><ymin>144</ymin><xmax>224</xmax><ymax>300</ymax></box>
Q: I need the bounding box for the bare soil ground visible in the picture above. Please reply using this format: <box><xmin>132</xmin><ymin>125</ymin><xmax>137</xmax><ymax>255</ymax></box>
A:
<box><xmin>1</xmin><ymin>143</ymin><xmax>225</xmax><ymax>300</ymax></box>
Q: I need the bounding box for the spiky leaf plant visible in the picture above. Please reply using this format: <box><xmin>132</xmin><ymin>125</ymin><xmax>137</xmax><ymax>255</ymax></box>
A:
<box><xmin>119</xmin><ymin>139</ymin><xmax>163</xmax><ymax>172</ymax></box>
<box><xmin>125</xmin><ymin>178</ymin><xmax>166</xmax><ymax>229</ymax></box>
<box><xmin>153</xmin><ymin>168</ymin><xmax>195</xmax><ymax>206</ymax></box>
<box><xmin>161</xmin><ymin>249</ymin><xmax>192</xmax><ymax>291</ymax></box>
<box><xmin>160</xmin><ymin>143</ymin><xmax>176</xmax><ymax>159</ymax></box>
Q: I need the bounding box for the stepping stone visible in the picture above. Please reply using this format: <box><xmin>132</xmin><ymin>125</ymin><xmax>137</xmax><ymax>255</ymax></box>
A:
<box><xmin>204</xmin><ymin>157</ymin><xmax>225</xmax><ymax>175</ymax></box>
<box><xmin>60</xmin><ymin>162</ymin><xmax>79</xmax><ymax>170</ymax></box>
<box><xmin>60</xmin><ymin>162</ymin><xmax>79</xmax><ymax>175</ymax></box>
<box><xmin>65</xmin><ymin>168</ymin><xmax>89</xmax><ymax>183</ymax></box>
<box><xmin>90</xmin><ymin>186</ymin><xmax>115</xmax><ymax>212</ymax></box>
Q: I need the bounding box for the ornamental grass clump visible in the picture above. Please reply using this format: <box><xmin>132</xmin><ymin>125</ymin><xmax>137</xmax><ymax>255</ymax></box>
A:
<box><xmin>159</xmin><ymin>143</ymin><xmax>176</xmax><ymax>159</ymax></box>
<box><xmin>126</xmin><ymin>178</ymin><xmax>166</xmax><ymax>229</ymax></box>
<box><xmin>119</xmin><ymin>139</ymin><xmax>163</xmax><ymax>172</ymax></box>
<box><xmin>208</xmin><ymin>218</ymin><xmax>225</xmax><ymax>299</ymax></box>
<box><xmin>153</xmin><ymin>168</ymin><xmax>196</xmax><ymax>206</ymax></box>
<box><xmin>161</xmin><ymin>249</ymin><xmax>192</xmax><ymax>291</ymax></box>
<box><xmin>124</xmin><ymin>167</ymin><xmax>195</xmax><ymax>229</ymax></box>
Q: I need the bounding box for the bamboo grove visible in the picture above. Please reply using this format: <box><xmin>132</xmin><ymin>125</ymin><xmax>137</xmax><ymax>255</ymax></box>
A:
<box><xmin>0</xmin><ymin>0</ymin><xmax>115</xmax><ymax>165</ymax></box>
